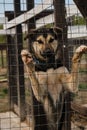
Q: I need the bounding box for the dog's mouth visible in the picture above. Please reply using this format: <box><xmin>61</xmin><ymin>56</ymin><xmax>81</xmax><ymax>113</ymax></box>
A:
<box><xmin>40</xmin><ymin>49</ymin><xmax>55</xmax><ymax>61</ymax></box>
<box><xmin>33</xmin><ymin>49</ymin><xmax>58</xmax><ymax>71</ymax></box>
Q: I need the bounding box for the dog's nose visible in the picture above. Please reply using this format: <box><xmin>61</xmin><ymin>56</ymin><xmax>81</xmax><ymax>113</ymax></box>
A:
<box><xmin>43</xmin><ymin>49</ymin><xmax>52</xmax><ymax>57</ymax></box>
<box><xmin>44</xmin><ymin>49</ymin><xmax>51</xmax><ymax>54</ymax></box>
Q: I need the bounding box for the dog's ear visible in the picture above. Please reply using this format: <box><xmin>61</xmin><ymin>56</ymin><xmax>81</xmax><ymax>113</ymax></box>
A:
<box><xmin>53</xmin><ymin>27</ymin><xmax>63</xmax><ymax>40</ymax></box>
<box><xmin>24</xmin><ymin>29</ymin><xmax>36</xmax><ymax>41</ymax></box>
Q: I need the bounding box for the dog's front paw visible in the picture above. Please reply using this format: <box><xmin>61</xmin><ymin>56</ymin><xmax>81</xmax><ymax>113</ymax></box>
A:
<box><xmin>21</xmin><ymin>50</ymin><xmax>33</xmax><ymax>64</ymax></box>
<box><xmin>72</xmin><ymin>45</ymin><xmax>87</xmax><ymax>62</ymax></box>
<box><xmin>76</xmin><ymin>45</ymin><xmax>87</xmax><ymax>53</ymax></box>
<box><xmin>21</xmin><ymin>50</ymin><xmax>35</xmax><ymax>72</ymax></box>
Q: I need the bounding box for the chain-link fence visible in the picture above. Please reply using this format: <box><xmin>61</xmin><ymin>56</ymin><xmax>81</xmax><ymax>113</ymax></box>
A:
<box><xmin>0</xmin><ymin>0</ymin><xmax>87</xmax><ymax>130</ymax></box>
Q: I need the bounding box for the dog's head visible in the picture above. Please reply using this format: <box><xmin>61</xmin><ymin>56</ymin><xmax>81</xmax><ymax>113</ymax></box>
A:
<box><xmin>24</xmin><ymin>27</ymin><xmax>63</xmax><ymax>64</ymax></box>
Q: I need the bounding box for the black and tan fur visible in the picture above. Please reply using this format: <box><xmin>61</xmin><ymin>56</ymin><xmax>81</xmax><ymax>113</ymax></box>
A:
<box><xmin>24</xmin><ymin>27</ymin><xmax>63</xmax><ymax>71</ymax></box>
<box><xmin>21</xmin><ymin>27</ymin><xmax>87</xmax><ymax>130</ymax></box>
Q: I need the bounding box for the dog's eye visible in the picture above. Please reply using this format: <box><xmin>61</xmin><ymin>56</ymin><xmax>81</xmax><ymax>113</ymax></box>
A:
<box><xmin>49</xmin><ymin>38</ymin><xmax>54</xmax><ymax>43</ymax></box>
<box><xmin>37</xmin><ymin>40</ymin><xmax>43</xmax><ymax>44</ymax></box>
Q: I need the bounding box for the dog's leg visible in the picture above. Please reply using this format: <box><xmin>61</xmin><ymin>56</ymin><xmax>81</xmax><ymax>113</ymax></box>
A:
<box><xmin>70</xmin><ymin>45</ymin><xmax>87</xmax><ymax>92</ymax></box>
<box><xmin>59</xmin><ymin>45</ymin><xmax>87</xmax><ymax>93</ymax></box>
<box><xmin>21</xmin><ymin>50</ymin><xmax>57</xmax><ymax>130</ymax></box>
<box><xmin>21</xmin><ymin>50</ymin><xmax>45</xmax><ymax>102</ymax></box>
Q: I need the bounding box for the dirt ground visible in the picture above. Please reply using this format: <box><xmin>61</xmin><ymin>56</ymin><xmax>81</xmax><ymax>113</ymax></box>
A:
<box><xmin>0</xmin><ymin>111</ymin><xmax>31</xmax><ymax>130</ymax></box>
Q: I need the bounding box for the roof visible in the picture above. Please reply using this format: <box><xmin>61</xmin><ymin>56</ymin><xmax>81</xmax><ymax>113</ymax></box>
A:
<box><xmin>73</xmin><ymin>0</ymin><xmax>87</xmax><ymax>19</ymax></box>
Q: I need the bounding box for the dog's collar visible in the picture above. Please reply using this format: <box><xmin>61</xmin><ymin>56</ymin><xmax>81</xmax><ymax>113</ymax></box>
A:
<box><xmin>33</xmin><ymin>56</ymin><xmax>63</xmax><ymax>72</ymax></box>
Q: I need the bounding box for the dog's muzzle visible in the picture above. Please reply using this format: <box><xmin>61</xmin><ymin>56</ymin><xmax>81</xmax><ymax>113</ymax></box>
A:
<box><xmin>41</xmin><ymin>49</ymin><xmax>54</xmax><ymax>58</ymax></box>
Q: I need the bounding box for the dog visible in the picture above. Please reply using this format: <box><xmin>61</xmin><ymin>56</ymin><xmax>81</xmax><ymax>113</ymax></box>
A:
<box><xmin>21</xmin><ymin>27</ymin><xmax>87</xmax><ymax>130</ymax></box>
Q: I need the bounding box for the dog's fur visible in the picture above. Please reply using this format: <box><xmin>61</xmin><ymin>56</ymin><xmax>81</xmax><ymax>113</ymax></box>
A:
<box><xmin>24</xmin><ymin>27</ymin><xmax>63</xmax><ymax>71</ymax></box>
<box><xmin>21</xmin><ymin>27</ymin><xmax>87</xmax><ymax>130</ymax></box>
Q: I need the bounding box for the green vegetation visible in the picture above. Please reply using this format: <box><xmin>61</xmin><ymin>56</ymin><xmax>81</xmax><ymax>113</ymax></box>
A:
<box><xmin>79</xmin><ymin>83</ymin><xmax>87</xmax><ymax>90</ymax></box>
<box><xmin>79</xmin><ymin>67</ymin><xmax>87</xmax><ymax>90</ymax></box>
<box><xmin>0</xmin><ymin>88</ymin><xmax>8</xmax><ymax>98</ymax></box>
<box><xmin>0</xmin><ymin>35</ymin><xmax>6</xmax><ymax>43</ymax></box>
<box><xmin>0</xmin><ymin>75</ymin><xmax>7</xmax><ymax>80</ymax></box>
<box><xmin>72</xmin><ymin>15</ymin><xmax>86</xmax><ymax>25</ymax></box>
<box><xmin>0</xmin><ymin>85</ymin><xmax>9</xmax><ymax>112</ymax></box>
<box><xmin>0</xmin><ymin>24</ymin><xmax>6</xmax><ymax>43</ymax></box>
<box><xmin>44</xmin><ymin>23</ymin><xmax>54</xmax><ymax>28</ymax></box>
<box><xmin>79</xmin><ymin>69</ymin><xmax>87</xmax><ymax>74</ymax></box>
<box><xmin>0</xmin><ymin>24</ymin><xmax>3</xmax><ymax>29</ymax></box>
<box><xmin>0</xmin><ymin>50</ymin><xmax>7</xmax><ymax>67</ymax></box>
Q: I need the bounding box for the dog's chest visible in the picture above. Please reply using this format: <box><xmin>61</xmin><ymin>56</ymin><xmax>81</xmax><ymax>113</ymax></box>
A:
<box><xmin>35</xmin><ymin>68</ymin><xmax>62</xmax><ymax>104</ymax></box>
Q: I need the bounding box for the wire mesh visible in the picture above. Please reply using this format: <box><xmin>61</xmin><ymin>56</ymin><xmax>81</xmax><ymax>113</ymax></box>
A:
<box><xmin>0</xmin><ymin>0</ymin><xmax>87</xmax><ymax>130</ymax></box>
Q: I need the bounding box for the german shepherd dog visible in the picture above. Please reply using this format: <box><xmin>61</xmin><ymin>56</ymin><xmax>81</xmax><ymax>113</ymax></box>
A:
<box><xmin>21</xmin><ymin>27</ymin><xmax>87</xmax><ymax>130</ymax></box>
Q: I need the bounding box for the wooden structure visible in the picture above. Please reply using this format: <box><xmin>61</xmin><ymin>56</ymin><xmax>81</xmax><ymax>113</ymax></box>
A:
<box><xmin>73</xmin><ymin>0</ymin><xmax>87</xmax><ymax>21</ymax></box>
<box><xmin>0</xmin><ymin>0</ymin><xmax>86</xmax><ymax>129</ymax></box>
<box><xmin>0</xmin><ymin>44</ymin><xmax>7</xmax><ymax>68</ymax></box>
<box><xmin>71</xmin><ymin>102</ymin><xmax>87</xmax><ymax>129</ymax></box>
